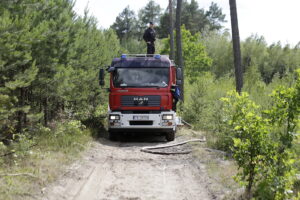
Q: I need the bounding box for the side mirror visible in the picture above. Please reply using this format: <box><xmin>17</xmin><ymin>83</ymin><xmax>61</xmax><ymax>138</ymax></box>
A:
<box><xmin>99</xmin><ymin>68</ymin><xmax>105</xmax><ymax>86</ymax></box>
<box><xmin>176</xmin><ymin>67</ymin><xmax>182</xmax><ymax>80</ymax></box>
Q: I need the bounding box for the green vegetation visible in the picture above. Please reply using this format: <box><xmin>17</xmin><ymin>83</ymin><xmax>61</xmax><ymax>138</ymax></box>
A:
<box><xmin>221</xmin><ymin>85</ymin><xmax>300</xmax><ymax>199</ymax></box>
<box><xmin>1</xmin><ymin>0</ymin><xmax>300</xmax><ymax>199</ymax></box>
<box><xmin>0</xmin><ymin>0</ymin><xmax>119</xmax><ymax>136</ymax></box>
<box><xmin>171</xmin><ymin>28</ymin><xmax>300</xmax><ymax>198</ymax></box>
<box><xmin>154</xmin><ymin>3</ymin><xmax>300</xmax><ymax>196</ymax></box>
<box><xmin>0</xmin><ymin>120</ymin><xmax>92</xmax><ymax>200</ymax></box>
<box><xmin>163</xmin><ymin>23</ymin><xmax>300</xmax><ymax>200</ymax></box>
<box><xmin>161</xmin><ymin>26</ymin><xmax>212</xmax><ymax>82</ymax></box>
<box><xmin>110</xmin><ymin>0</ymin><xmax>226</xmax><ymax>53</ymax></box>
<box><xmin>0</xmin><ymin>0</ymin><xmax>118</xmax><ymax>198</ymax></box>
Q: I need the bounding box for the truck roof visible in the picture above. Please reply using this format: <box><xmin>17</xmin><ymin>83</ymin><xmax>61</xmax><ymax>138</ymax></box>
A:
<box><xmin>111</xmin><ymin>54</ymin><xmax>174</xmax><ymax>68</ymax></box>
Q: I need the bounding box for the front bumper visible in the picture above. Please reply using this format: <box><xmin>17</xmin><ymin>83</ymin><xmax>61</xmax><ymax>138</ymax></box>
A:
<box><xmin>108</xmin><ymin>111</ymin><xmax>176</xmax><ymax>132</ymax></box>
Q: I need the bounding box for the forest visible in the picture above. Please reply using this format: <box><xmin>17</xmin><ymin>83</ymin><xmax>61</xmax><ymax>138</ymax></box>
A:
<box><xmin>0</xmin><ymin>0</ymin><xmax>300</xmax><ymax>199</ymax></box>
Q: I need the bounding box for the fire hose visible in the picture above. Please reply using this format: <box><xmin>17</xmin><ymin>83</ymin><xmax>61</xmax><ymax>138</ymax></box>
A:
<box><xmin>140</xmin><ymin>138</ymin><xmax>206</xmax><ymax>155</ymax></box>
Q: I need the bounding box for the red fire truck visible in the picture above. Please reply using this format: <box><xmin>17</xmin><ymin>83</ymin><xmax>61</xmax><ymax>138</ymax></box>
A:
<box><xmin>99</xmin><ymin>54</ymin><xmax>182</xmax><ymax>141</ymax></box>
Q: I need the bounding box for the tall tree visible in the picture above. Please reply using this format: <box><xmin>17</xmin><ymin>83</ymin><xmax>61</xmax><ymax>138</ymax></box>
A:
<box><xmin>29</xmin><ymin>0</ymin><xmax>75</xmax><ymax>126</ymax></box>
<box><xmin>138</xmin><ymin>0</ymin><xmax>162</xmax><ymax>29</ymax></box>
<box><xmin>0</xmin><ymin>1</ymin><xmax>40</xmax><ymax>133</ymax></box>
<box><xmin>111</xmin><ymin>6</ymin><xmax>136</xmax><ymax>41</ymax></box>
<box><xmin>0</xmin><ymin>0</ymin><xmax>121</xmax><ymax>139</ymax></box>
<box><xmin>176</xmin><ymin>0</ymin><xmax>184</xmax><ymax>100</ymax></box>
<box><xmin>161</xmin><ymin>26</ymin><xmax>212</xmax><ymax>81</ymax></box>
<box><xmin>229</xmin><ymin>0</ymin><xmax>243</xmax><ymax>94</ymax></box>
<box><xmin>169</xmin><ymin>0</ymin><xmax>175</xmax><ymax>60</ymax></box>
<box><xmin>159</xmin><ymin>1</ymin><xmax>226</xmax><ymax>37</ymax></box>
<box><xmin>181</xmin><ymin>0</ymin><xmax>203</xmax><ymax>34</ymax></box>
<box><xmin>205</xmin><ymin>2</ymin><xmax>226</xmax><ymax>31</ymax></box>
<box><xmin>202</xmin><ymin>31</ymin><xmax>234</xmax><ymax>78</ymax></box>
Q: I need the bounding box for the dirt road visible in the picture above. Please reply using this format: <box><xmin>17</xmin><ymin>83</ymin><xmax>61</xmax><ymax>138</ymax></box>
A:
<box><xmin>42</xmin><ymin>134</ymin><xmax>222</xmax><ymax>200</ymax></box>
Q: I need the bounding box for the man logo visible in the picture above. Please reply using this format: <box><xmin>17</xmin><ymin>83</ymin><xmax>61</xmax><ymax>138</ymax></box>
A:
<box><xmin>134</xmin><ymin>97</ymin><xmax>148</xmax><ymax>106</ymax></box>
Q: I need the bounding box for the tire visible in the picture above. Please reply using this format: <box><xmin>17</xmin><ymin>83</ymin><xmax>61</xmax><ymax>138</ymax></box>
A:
<box><xmin>166</xmin><ymin>131</ymin><xmax>175</xmax><ymax>141</ymax></box>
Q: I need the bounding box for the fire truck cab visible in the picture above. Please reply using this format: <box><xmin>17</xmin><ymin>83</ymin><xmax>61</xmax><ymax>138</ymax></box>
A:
<box><xmin>99</xmin><ymin>54</ymin><xmax>182</xmax><ymax>141</ymax></box>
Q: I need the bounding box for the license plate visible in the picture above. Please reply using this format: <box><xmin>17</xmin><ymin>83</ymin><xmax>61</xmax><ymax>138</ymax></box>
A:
<box><xmin>133</xmin><ymin>116</ymin><xmax>149</xmax><ymax>120</ymax></box>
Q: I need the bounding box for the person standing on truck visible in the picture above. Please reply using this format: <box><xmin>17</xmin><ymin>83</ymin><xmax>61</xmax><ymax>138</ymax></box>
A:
<box><xmin>143</xmin><ymin>22</ymin><xmax>156</xmax><ymax>55</ymax></box>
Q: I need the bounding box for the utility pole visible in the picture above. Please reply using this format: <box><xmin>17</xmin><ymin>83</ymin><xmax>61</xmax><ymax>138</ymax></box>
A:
<box><xmin>229</xmin><ymin>0</ymin><xmax>243</xmax><ymax>94</ymax></box>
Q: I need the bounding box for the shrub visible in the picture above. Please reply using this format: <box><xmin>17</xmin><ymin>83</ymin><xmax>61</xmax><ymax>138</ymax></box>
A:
<box><xmin>221</xmin><ymin>91</ymin><xmax>272</xmax><ymax>199</ymax></box>
<box><xmin>221</xmin><ymin>73</ymin><xmax>300</xmax><ymax>199</ymax></box>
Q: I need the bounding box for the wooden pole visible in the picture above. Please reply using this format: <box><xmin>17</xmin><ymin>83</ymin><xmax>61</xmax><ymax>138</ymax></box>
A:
<box><xmin>169</xmin><ymin>0</ymin><xmax>175</xmax><ymax>60</ymax></box>
<box><xmin>229</xmin><ymin>0</ymin><xmax>243</xmax><ymax>94</ymax></box>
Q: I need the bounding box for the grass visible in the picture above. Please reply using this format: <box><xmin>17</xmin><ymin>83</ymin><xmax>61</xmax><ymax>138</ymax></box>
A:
<box><xmin>0</xmin><ymin>120</ymin><xmax>93</xmax><ymax>200</ymax></box>
<box><xmin>192</xmin><ymin>145</ymin><xmax>240</xmax><ymax>195</ymax></box>
<box><xmin>177</xmin><ymin>128</ymin><xmax>240</xmax><ymax>197</ymax></box>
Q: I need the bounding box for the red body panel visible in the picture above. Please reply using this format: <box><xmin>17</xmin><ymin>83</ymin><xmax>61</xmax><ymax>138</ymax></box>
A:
<box><xmin>109</xmin><ymin>66</ymin><xmax>176</xmax><ymax>111</ymax></box>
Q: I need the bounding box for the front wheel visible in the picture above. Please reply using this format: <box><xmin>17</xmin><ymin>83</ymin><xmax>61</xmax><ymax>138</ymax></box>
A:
<box><xmin>166</xmin><ymin>131</ymin><xmax>175</xmax><ymax>141</ymax></box>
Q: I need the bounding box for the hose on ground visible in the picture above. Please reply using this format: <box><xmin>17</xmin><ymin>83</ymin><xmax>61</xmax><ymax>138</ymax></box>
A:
<box><xmin>181</xmin><ymin>119</ymin><xmax>193</xmax><ymax>128</ymax></box>
<box><xmin>141</xmin><ymin>138</ymin><xmax>206</xmax><ymax>155</ymax></box>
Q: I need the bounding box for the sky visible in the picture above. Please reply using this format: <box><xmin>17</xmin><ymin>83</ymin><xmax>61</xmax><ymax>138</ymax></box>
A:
<box><xmin>73</xmin><ymin>0</ymin><xmax>300</xmax><ymax>46</ymax></box>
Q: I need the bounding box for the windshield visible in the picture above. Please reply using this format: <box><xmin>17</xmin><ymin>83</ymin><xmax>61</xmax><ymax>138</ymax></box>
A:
<box><xmin>113</xmin><ymin>67</ymin><xmax>169</xmax><ymax>88</ymax></box>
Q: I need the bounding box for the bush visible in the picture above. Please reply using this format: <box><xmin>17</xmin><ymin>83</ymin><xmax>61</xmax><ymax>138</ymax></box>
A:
<box><xmin>221</xmin><ymin>74</ymin><xmax>300</xmax><ymax>199</ymax></box>
<box><xmin>0</xmin><ymin>120</ymin><xmax>91</xmax><ymax>168</ymax></box>
<box><xmin>221</xmin><ymin>91</ymin><xmax>272</xmax><ymax>199</ymax></box>
<box><xmin>181</xmin><ymin>73</ymin><xmax>235</xmax><ymax>150</ymax></box>
<box><xmin>37</xmin><ymin>120</ymin><xmax>90</xmax><ymax>153</ymax></box>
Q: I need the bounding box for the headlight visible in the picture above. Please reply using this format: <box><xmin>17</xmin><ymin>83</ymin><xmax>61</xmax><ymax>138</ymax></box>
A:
<box><xmin>162</xmin><ymin>114</ymin><xmax>173</xmax><ymax>120</ymax></box>
<box><xmin>109</xmin><ymin>115</ymin><xmax>120</xmax><ymax>120</ymax></box>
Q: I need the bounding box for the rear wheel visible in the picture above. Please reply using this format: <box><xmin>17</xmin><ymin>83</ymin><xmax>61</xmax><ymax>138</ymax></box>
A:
<box><xmin>166</xmin><ymin>131</ymin><xmax>175</xmax><ymax>141</ymax></box>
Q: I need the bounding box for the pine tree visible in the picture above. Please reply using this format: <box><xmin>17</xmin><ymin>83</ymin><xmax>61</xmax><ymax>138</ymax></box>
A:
<box><xmin>0</xmin><ymin>6</ymin><xmax>39</xmax><ymax>134</ymax></box>
<box><xmin>111</xmin><ymin>6</ymin><xmax>137</xmax><ymax>42</ymax></box>
<box><xmin>0</xmin><ymin>0</ymin><xmax>121</xmax><ymax>138</ymax></box>
<box><xmin>138</xmin><ymin>0</ymin><xmax>162</xmax><ymax>29</ymax></box>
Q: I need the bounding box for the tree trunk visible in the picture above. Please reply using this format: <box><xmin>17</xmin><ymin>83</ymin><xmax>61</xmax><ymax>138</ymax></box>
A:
<box><xmin>245</xmin><ymin>168</ymin><xmax>255</xmax><ymax>200</ymax></box>
<box><xmin>44</xmin><ymin>97</ymin><xmax>48</xmax><ymax>126</ymax></box>
<box><xmin>229</xmin><ymin>0</ymin><xmax>243</xmax><ymax>94</ymax></box>
<box><xmin>176</xmin><ymin>0</ymin><xmax>184</xmax><ymax>101</ymax></box>
<box><xmin>17</xmin><ymin>87</ymin><xmax>25</xmax><ymax>132</ymax></box>
<box><xmin>23</xmin><ymin>88</ymin><xmax>28</xmax><ymax>126</ymax></box>
<box><xmin>169</xmin><ymin>0</ymin><xmax>175</xmax><ymax>60</ymax></box>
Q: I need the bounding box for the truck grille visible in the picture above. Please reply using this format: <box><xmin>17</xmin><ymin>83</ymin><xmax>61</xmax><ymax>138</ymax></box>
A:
<box><xmin>121</xmin><ymin>95</ymin><xmax>161</xmax><ymax>107</ymax></box>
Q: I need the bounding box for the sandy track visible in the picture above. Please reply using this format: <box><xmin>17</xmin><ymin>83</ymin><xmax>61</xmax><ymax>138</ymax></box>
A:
<box><xmin>42</xmin><ymin>135</ymin><xmax>216</xmax><ymax>200</ymax></box>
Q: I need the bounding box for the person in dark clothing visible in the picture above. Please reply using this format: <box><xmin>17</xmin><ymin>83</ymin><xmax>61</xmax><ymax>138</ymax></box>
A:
<box><xmin>143</xmin><ymin>22</ymin><xmax>156</xmax><ymax>55</ymax></box>
<box><xmin>171</xmin><ymin>84</ymin><xmax>180</xmax><ymax>111</ymax></box>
